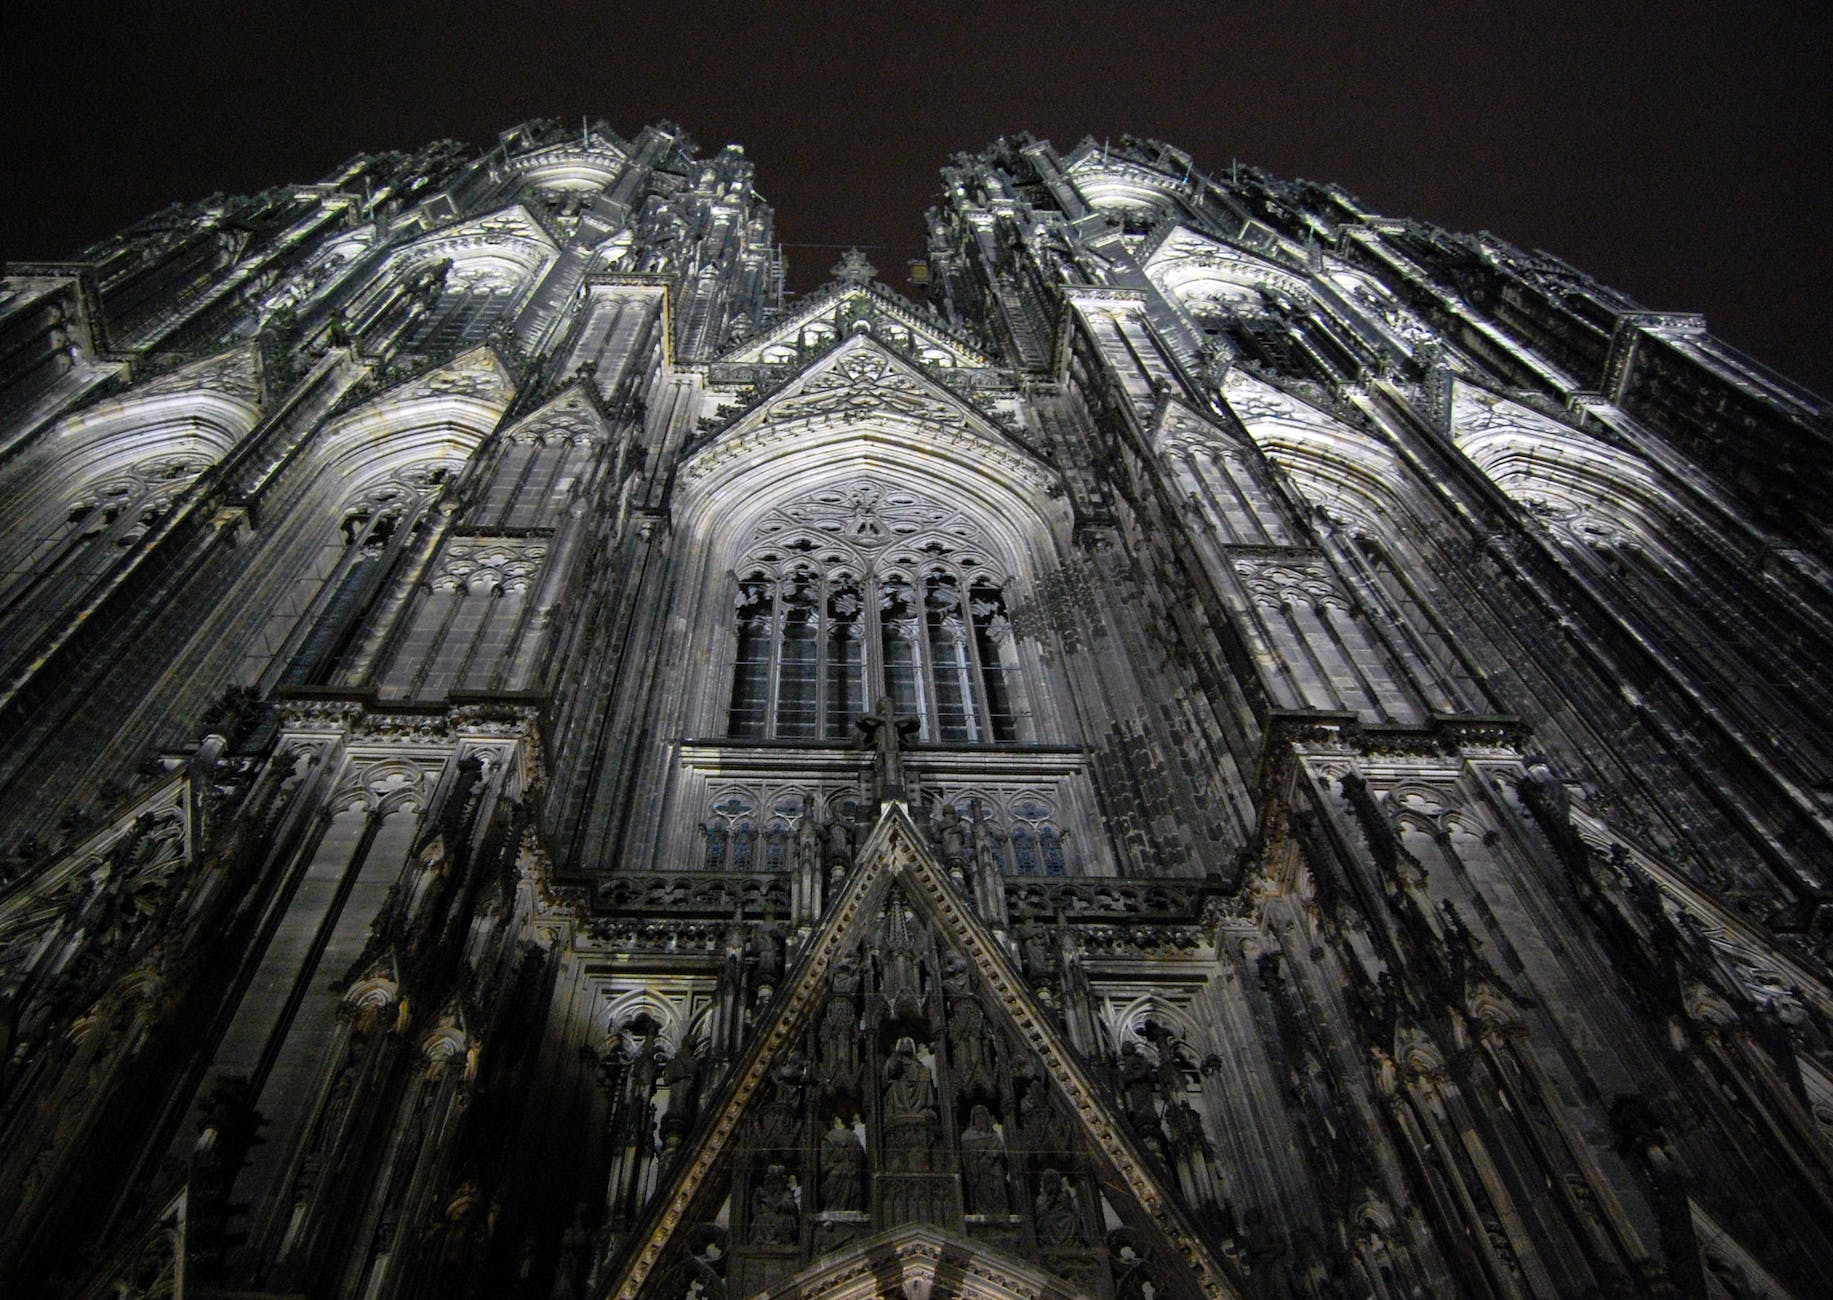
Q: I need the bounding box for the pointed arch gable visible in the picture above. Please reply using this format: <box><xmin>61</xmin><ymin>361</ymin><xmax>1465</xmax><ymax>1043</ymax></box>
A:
<box><xmin>713</xmin><ymin>285</ymin><xmax>1002</xmax><ymax>373</ymax></box>
<box><xmin>668</xmin><ymin>340</ymin><xmax>1068</xmax><ymax>746</ymax></box>
<box><xmin>604</xmin><ymin>806</ymin><xmax>1242</xmax><ymax>1300</ymax></box>
<box><xmin>677</xmin><ymin>336</ymin><xmax>1069</xmax><ymax>572</ymax></box>
<box><xmin>1144</xmin><ymin>225</ymin><xmax>1313</xmax><ymax>317</ymax></box>
<box><xmin>754</xmin><ymin>1224</ymin><xmax>1091</xmax><ymax>1300</ymax></box>
<box><xmin>1450</xmin><ymin>380</ymin><xmax>1667</xmax><ymax>542</ymax></box>
<box><xmin>310</xmin><ymin>345</ymin><xmax>515</xmax><ymax>486</ymax></box>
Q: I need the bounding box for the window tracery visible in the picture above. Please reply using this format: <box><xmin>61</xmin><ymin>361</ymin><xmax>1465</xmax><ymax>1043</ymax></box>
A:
<box><xmin>727</xmin><ymin>481</ymin><xmax>1018</xmax><ymax>744</ymax></box>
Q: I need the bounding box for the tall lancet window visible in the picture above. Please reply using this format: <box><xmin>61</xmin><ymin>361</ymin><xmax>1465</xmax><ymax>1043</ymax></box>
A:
<box><xmin>725</xmin><ymin>481</ymin><xmax>1019</xmax><ymax>744</ymax></box>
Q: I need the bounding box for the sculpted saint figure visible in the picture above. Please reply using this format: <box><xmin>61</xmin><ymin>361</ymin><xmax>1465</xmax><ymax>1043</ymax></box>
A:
<box><xmin>959</xmin><ymin>1103</ymin><xmax>1008</xmax><ymax>1214</ymax></box>
<box><xmin>1118</xmin><ymin>1042</ymin><xmax>1159</xmax><ymax>1129</ymax></box>
<box><xmin>969</xmin><ymin>800</ymin><xmax>1002</xmax><ymax>876</ymax></box>
<box><xmin>882</xmin><ymin>1036</ymin><xmax>938</xmax><ymax>1170</ymax></box>
<box><xmin>1034</xmin><ymin>1168</ymin><xmax>1085</xmax><ymax>1247</ymax></box>
<box><xmin>825</xmin><ymin>816</ymin><xmax>854</xmax><ymax>879</ymax></box>
<box><xmin>795</xmin><ymin>796</ymin><xmax>822</xmax><ymax>873</ymax></box>
<box><xmin>937</xmin><ymin>803</ymin><xmax>968</xmax><ymax>868</ymax></box>
<box><xmin>950</xmin><ymin>998</ymin><xmax>998</xmax><ymax>1099</ymax></box>
<box><xmin>877</xmin><ymin>913</ymin><xmax>925</xmax><ymax>1022</ymax></box>
<box><xmin>819</xmin><ymin>1117</ymin><xmax>866</xmax><ymax>1212</ymax></box>
<box><xmin>816</xmin><ymin>996</ymin><xmax>860</xmax><ymax>1096</ymax></box>
<box><xmin>750</xmin><ymin>1164</ymin><xmax>798</xmax><ymax>1245</ymax></box>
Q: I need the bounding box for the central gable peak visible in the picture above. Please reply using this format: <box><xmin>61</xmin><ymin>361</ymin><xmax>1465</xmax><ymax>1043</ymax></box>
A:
<box><xmin>677</xmin><ymin>334</ymin><xmax>1064</xmax><ymax>511</ymax></box>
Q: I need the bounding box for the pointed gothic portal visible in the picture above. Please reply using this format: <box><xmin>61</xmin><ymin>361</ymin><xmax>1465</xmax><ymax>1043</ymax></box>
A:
<box><xmin>606</xmin><ymin>806</ymin><xmax>1240</xmax><ymax>1300</ymax></box>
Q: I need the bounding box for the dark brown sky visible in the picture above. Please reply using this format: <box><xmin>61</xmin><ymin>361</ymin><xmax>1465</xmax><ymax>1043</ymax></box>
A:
<box><xmin>4</xmin><ymin>2</ymin><xmax>1828</xmax><ymax>395</ymax></box>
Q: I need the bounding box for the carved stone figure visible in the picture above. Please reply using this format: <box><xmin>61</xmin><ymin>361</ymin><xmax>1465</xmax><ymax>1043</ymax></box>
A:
<box><xmin>970</xmin><ymin>800</ymin><xmax>1003</xmax><ymax>876</ymax></box>
<box><xmin>1015</xmin><ymin>920</ymin><xmax>1055</xmax><ymax>982</ymax></box>
<box><xmin>748</xmin><ymin>924</ymin><xmax>785</xmax><ymax>996</ymax></box>
<box><xmin>756</xmin><ymin>1051</ymin><xmax>807</xmax><ymax>1150</ymax></box>
<box><xmin>857</xmin><ymin>696</ymin><xmax>919</xmax><ymax>805</ymax></box>
<box><xmin>1019</xmin><ymin>1077</ymin><xmax>1067</xmax><ymax>1153</ymax></box>
<box><xmin>795</xmin><ymin>796</ymin><xmax>821</xmax><ymax>871</ymax></box>
<box><xmin>659</xmin><ymin>1044</ymin><xmax>701</xmax><ymax>1147</ymax></box>
<box><xmin>938</xmin><ymin>799</ymin><xmax>967</xmax><ymax>861</ymax></box>
<box><xmin>815</xmin><ymin>995</ymin><xmax>860</xmax><ymax>1097</ymax></box>
<box><xmin>750</xmin><ymin>1165</ymin><xmax>798</xmax><ymax>1245</ymax></box>
<box><xmin>949</xmin><ymin>996</ymin><xmax>998</xmax><ymax>1100</ymax></box>
<box><xmin>1034</xmin><ymin>1168</ymin><xmax>1085</xmax><ymax>1247</ymax></box>
<box><xmin>1118</xmin><ymin>1041</ymin><xmax>1159</xmax><ymax>1130</ymax></box>
<box><xmin>824</xmin><ymin>816</ymin><xmax>854</xmax><ymax>880</ymax></box>
<box><xmin>881</xmin><ymin>1037</ymin><xmax>938</xmax><ymax>1171</ymax></box>
<box><xmin>959</xmin><ymin>1104</ymin><xmax>1008</xmax><ymax>1214</ymax></box>
<box><xmin>1163</xmin><ymin>1098</ymin><xmax>1212</xmax><ymax>1157</ymax></box>
<box><xmin>818</xmin><ymin>1118</ymin><xmax>866</xmax><ymax>1212</ymax></box>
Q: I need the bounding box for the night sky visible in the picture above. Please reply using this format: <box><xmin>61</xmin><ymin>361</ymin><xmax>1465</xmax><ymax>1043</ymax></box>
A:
<box><xmin>5</xmin><ymin>2</ymin><xmax>1828</xmax><ymax>395</ymax></box>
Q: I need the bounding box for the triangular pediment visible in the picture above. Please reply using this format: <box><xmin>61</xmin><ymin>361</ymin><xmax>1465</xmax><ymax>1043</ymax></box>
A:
<box><xmin>1449</xmin><ymin>377</ymin><xmax>1590</xmax><ymax>447</ymax></box>
<box><xmin>714</xmin><ymin>284</ymin><xmax>999</xmax><ymax>373</ymax></box>
<box><xmin>1148</xmin><ymin>393</ymin><xmax>1246</xmax><ymax>455</ymax></box>
<box><xmin>133</xmin><ymin>343</ymin><xmax>266</xmax><ymax>409</ymax></box>
<box><xmin>678</xmin><ymin>335</ymin><xmax>1059</xmax><ymax>503</ymax></box>
<box><xmin>754</xmin><ymin>1223</ymin><xmax>1093</xmax><ymax>1300</ymax></box>
<box><xmin>401</xmin><ymin>202</ymin><xmax>561</xmax><ymax>258</ymax></box>
<box><xmin>498</xmin><ymin>380</ymin><xmax>612</xmax><ymax>446</ymax></box>
<box><xmin>604</xmin><ymin>804</ymin><xmax>1241</xmax><ymax>1300</ymax></box>
<box><xmin>329</xmin><ymin>345</ymin><xmax>518</xmax><ymax>435</ymax></box>
<box><xmin>505</xmin><ymin>130</ymin><xmax>630</xmax><ymax>174</ymax></box>
<box><xmin>1143</xmin><ymin>224</ymin><xmax>1313</xmax><ymax>303</ymax></box>
<box><xmin>379</xmin><ymin>344</ymin><xmax>517</xmax><ymax>407</ymax></box>
<box><xmin>1216</xmin><ymin>365</ymin><xmax>1351</xmax><ymax>434</ymax></box>
<box><xmin>1061</xmin><ymin>142</ymin><xmax>1185</xmax><ymax>191</ymax></box>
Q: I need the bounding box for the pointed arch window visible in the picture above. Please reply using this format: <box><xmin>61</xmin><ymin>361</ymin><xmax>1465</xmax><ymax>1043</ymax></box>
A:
<box><xmin>725</xmin><ymin>482</ymin><xmax>1019</xmax><ymax>744</ymax></box>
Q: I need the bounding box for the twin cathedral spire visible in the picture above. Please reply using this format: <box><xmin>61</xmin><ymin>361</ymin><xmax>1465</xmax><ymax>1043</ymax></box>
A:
<box><xmin>0</xmin><ymin>119</ymin><xmax>1826</xmax><ymax>1298</ymax></box>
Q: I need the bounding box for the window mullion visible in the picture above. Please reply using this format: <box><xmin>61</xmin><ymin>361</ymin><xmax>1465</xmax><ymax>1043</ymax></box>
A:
<box><xmin>956</xmin><ymin>572</ymin><xmax>988</xmax><ymax>742</ymax></box>
<box><xmin>864</xmin><ymin>576</ymin><xmax>884</xmax><ymax>711</ymax></box>
<box><xmin>765</xmin><ymin>578</ymin><xmax>783</xmax><ymax>739</ymax></box>
<box><xmin>915</xmin><ymin>577</ymin><xmax>938</xmax><ymax>741</ymax></box>
<box><xmin>815</xmin><ymin>575</ymin><xmax>828</xmax><ymax>739</ymax></box>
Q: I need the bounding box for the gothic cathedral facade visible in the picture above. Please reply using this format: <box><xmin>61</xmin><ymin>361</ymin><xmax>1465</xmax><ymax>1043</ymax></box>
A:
<box><xmin>0</xmin><ymin>120</ymin><xmax>1829</xmax><ymax>1298</ymax></box>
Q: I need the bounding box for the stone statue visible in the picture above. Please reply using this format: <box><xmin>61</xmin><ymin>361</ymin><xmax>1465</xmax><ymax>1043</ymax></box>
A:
<box><xmin>1015</xmin><ymin>920</ymin><xmax>1055</xmax><ymax>982</ymax></box>
<box><xmin>1118</xmin><ymin>1042</ymin><xmax>1159</xmax><ymax>1129</ymax></box>
<box><xmin>816</xmin><ymin>995</ymin><xmax>860</xmax><ymax>1097</ymax></box>
<box><xmin>881</xmin><ymin>1037</ymin><xmax>938</xmax><ymax>1170</ymax></box>
<box><xmin>1034</xmin><ymin>1168</ymin><xmax>1085</xmax><ymax>1247</ymax></box>
<box><xmin>756</xmin><ymin>1051</ymin><xmax>807</xmax><ymax>1150</ymax></box>
<box><xmin>949</xmin><ymin>997</ymin><xmax>998</xmax><ymax>1100</ymax></box>
<box><xmin>750</xmin><ymin>1164</ymin><xmax>798</xmax><ymax>1245</ymax></box>
<box><xmin>1163</xmin><ymin>1098</ymin><xmax>1212</xmax><ymax>1157</ymax></box>
<box><xmin>940</xmin><ymin>949</ymin><xmax>970</xmax><ymax>995</ymax></box>
<box><xmin>819</xmin><ymin>1118</ymin><xmax>866</xmax><ymax>1212</ymax></box>
<box><xmin>748</xmin><ymin>924</ymin><xmax>785</xmax><ymax>994</ymax></box>
<box><xmin>969</xmin><ymin>800</ymin><xmax>1003</xmax><ymax>876</ymax></box>
<box><xmin>1019</xmin><ymin>1077</ymin><xmax>1066</xmax><ymax>1153</ymax></box>
<box><xmin>858</xmin><ymin>696</ymin><xmax>920</xmax><ymax>805</ymax></box>
<box><xmin>796</xmin><ymin>796</ymin><xmax>821</xmax><ymax>871</ymax></box>
<box><xmin>959</xmin><ymin>1104</ymin><xmax>1008</xmax><ymax>1214</ymax></box>
<box><xmin>795</xmin><ymin>795</ymin><xmax>823</xmax><ymax>923</ymax></box>
<box><xmin>831</xmin><ymin>951</ymin><xmax>861</xmax><ymax>995</ymax></box>
<box><xmin>937</xmin><ymin>803</ymin><xmax>968</xmax><ymax>869</ymax></box>
<box><xmin>659</xmin><ymin>1044</ymin><xmax>702</xmax><ymax>1146</ymax></box>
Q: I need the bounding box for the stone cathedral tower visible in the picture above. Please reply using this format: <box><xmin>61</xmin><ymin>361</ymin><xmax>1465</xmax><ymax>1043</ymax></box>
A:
<box><xmin>0</xmin><ymin>118</ymin><xmax>1829</xmax><ymax>1298</ymax></box>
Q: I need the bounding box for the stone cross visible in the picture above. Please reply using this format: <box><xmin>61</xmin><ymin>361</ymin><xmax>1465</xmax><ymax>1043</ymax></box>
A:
<box><xmin>857</xmin><ymin>695</ymin><xmax>919</xmax><ymax>807</ymax></box>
